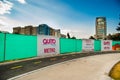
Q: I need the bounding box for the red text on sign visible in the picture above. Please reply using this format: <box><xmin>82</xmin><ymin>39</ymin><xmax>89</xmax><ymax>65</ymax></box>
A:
<box><xmin>43</xmin><ymin>39</ymin><xmax>56</xmax><ymax>45</ymax></box>
<box><xmin>44</xmin><ymin>48</ymin><xmax>55</xmax><ymax>53</ymax></box>
<box><xmin>104</xmin><ymin>41</ymin><xmax>110</xmax><ymax>45</ymax></box>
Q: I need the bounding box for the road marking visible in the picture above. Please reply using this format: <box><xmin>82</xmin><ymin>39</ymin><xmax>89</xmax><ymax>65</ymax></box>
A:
<box><xmin>62</xmin><ymin>56</ymin><xmax>67</xmax><ymax>59</ymax></box>
<box><xmin>34</xmin><ymin>61</ymin><xmax>42</xmax><ymax>64</ymax></box>
<box><xmin>10</xmin><ymin>65</ymin><xmax>22</xmax><ymax>70</ymax></box>
<box><xmin>50</xmin><ymin>58</ymin><xmax>57</xmax><ymax>61</ymax></box>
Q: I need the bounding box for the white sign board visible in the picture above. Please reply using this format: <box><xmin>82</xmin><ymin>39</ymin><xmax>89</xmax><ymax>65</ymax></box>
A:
<box><xmin>82</xmin><ymin>39</ymin><xmax>94</xmax><ymax>51</ymax></box>
<box><xmin>37</xmin><ymin>35</ymin><xmax>59</xmax><ymax>56</ymax></box>
<box><xmin>101</xmin><ymin>40</ymin><xmax>112</xmax><ymax>51</ymax></box>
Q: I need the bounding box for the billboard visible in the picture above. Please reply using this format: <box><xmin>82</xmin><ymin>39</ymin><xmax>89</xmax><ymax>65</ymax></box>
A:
<box><xmin>101</xmin><ymin>40</ymin><xmax>112</xmax><ymax>51</ymax></box>
<box><xmin>37</xmin><ymin>35</ymin><xmax>59</xmax><ymax>56</ymax></box>
<box><xmin>82</xmin><ymin>39</ymin><xmax>94</xmax><ymax>51</ymax></box>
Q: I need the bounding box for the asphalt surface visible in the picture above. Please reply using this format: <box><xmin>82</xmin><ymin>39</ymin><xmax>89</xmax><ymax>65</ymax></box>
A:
<box><xmin>0</xmin><ymin>51</ymin><xmax>120</xmax><ymax>80</ymax></box>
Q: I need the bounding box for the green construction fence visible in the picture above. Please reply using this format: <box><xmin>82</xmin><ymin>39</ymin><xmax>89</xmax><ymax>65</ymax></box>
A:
<box><xmin>60</xmin><ymin>38</ymin><xmax>82</xmax><ymax>54</ymax></box>
<box><xmin>76</xmin><ymin>39</ymin><xmax>82</xmax><ymax>52</ymax></box>
<box><xmin>94</xmin><ymin>40</ymin><xmax>101</xmax><ymax>51</ymax></box>
<box><xmin>1</xmin><ymin>32</ymin><xmax>120</xmax><ymax>62</ymax></box>
<box><xmin>0</xmin><ymin>33</ymin><xmax>5</xmax><ymax>62</ymax></box>
<box><xmin>5</xmin><ymin>34</ymin><xmax>37</xmax><ymax>61</ymax></box>
<box><xmin>112</xmin><ymin>41</ymin><xmax>120</xmax><ymax>46</ymax></box>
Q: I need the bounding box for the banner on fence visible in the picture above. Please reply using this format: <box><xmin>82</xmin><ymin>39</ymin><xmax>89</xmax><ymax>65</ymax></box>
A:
<box><xmin>37</xmin><ymin>35</ymin><xmax>59</xmax><ymax>56</ymax></box>
<box><xmin>82</xmin><ymin>39</ymin><xmax>94</xmax><ymax>51</ymax></box>
<box><xmin>101</xmin><ymin>40</ymin><xmax>112</xmax><ymax>51</ymax></box>
<box><xmin>112</xmin><ymin>41</ymin><xmax>120</xmax><ymax>50</ymax></box>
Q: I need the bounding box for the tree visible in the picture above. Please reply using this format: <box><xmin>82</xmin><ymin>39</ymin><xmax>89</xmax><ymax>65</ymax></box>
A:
<box><xmin>108</xmin><ymin>33</ymin><xmax>120</xmax><ymax>41</ymax></box>
<box><xmin>89</xmin><ymin>36</ymin><xmax>95</xmax><ymax>39</ymax></box>
<box><xmin>116</xmin><ymin>27</ymin><xmax>120</xmax><ymax>33</ymax></box>
<box><xmin>107</xmin><ymin>34</ymin><xmax>112</xmax><ymax>40</ymax></box>
<box><xmin>67</xmin><ymin>33</ymin><xmax>70</xmax><ymax>38</ymax></box>
<box><xmin>71</xmin><ymin>36</ymin><xmax>76</xmax><ymax>39</ymax></box>
<box><xmin>116</xmin><ymin>14</ymin><xmax>120</xmax><ymax>33</ymax></box>
<box><xmin>119</xmin><ymin>22</ymin><xmax>120</xmax><ymax>25</ymax></box>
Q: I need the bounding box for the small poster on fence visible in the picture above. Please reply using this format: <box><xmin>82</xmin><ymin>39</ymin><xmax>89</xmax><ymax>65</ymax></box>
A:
<box><xmin>101</xmin><ymin>40</ymin><xmax>112</xmax><ymax>51</ymax></box>
<box><xmin>82</xmin><ymin>39</ymin><xmax>94</xmax><ymax>52</ymax></box>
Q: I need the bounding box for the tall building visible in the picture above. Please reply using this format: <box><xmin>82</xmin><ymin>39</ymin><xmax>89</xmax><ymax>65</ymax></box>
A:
<box><xmin>31</xmin><ymin>27</ymin><xmax>37</xmax><ymax>35</ymax></box>
<box><xmin>24</xmin><ymin>26</ymin><xmax>32</xmax><ymax>35</ymax></box>
<box><xmin>13</xmin><ymin>26</ymin><xmax>37</xmax><ymax>35</ymax></box>
<box><xmin>37</xmin><ymin>24</ymin><xmax>61</xmax><ymax>37</ymax></box>
<box><xmin>95</xmin><ymin>17</ymin><xmax>107</xmax><ymax>39</ymax></box>
<box><xmin>13</xmin><ymin>24</ymin><xmax>61</xmax><ymax>37</ymax></box>
<box><xmin>20</xmin><ymin>27</ymin><xmax>25</xmax><ymax>34</ymax></box>
<box><xmin>37</xmin><ymin>24</ymin><xmax>50</xmax><ymax>35</ymax></box>
<box><xmin>13</xmin><ymin>27</ymin><xmax>21</xmax><ymax>34</ymax></box>
<box><xmin>55</xmin><ymin>29</ymin><xmax>61</xmax><ymax>37</ymax></box>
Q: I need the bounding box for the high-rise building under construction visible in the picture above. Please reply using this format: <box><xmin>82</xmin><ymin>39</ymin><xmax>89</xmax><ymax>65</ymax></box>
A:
<box><xmin>95</xmin><ymin>17</ymin><xmax>107</xmax><ymax>39</ymax></box>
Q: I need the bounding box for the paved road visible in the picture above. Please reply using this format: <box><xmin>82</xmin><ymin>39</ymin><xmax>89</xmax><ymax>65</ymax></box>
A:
<box><xmin>10</xmin><ymin>53</ymin><xmax>120</xmax><ymax>80</ymax></box>
<box><xmin>0</xmin><ymin>51</ymin><xmax>119</xmax><ymax>80</ymax></box>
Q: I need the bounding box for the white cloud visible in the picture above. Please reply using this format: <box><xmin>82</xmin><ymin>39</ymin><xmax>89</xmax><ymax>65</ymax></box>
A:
<box><xmin>17</xmin><ymin>0</ymin><xmax>26</xmax><ymax>4</ymax></box>
<box><xmin>0</xmin><ymin>16</ymin><xmax>27</xmax><ymax>33</ymax></box>
<box><xmin>61</xmin><ymin>29</ymin><xmax>92</xmax><ymax>39</ymax></box>
<box><xmin>0</xmin><ymin>0</ymin><xmax>13</xmax><ymax>15</ymax></box>
<box><xmin>0</xmin><ymin>0</ymin><xmax>27</xmax><ymax>15</ymax></box>
<box><xmin>61</xmin><ymin>23</ymin><xmax>95</xmax><ymax>39</ymax></box>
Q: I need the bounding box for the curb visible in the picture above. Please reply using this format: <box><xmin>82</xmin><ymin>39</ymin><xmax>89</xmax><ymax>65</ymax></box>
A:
<box><xmin>0</xmin><ymin>51</ymin><xmax>120</xmax><ymax>66</ymax></box>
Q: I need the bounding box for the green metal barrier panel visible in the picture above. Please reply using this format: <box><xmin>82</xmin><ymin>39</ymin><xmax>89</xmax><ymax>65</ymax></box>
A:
<box><xmin>0</xmin><ymin>33</ymin><xmax>5</xmax><ymax>62</ymax></box>
<box><xmin>60</xmin><ymin>38</ymin><xmax>76</xmax><ymax>54</ymax></box>
<box><xmin>112</xmin><ymin>41</ymin><xmax>120</xmax><ymax>45</ymax></box>
<box><xmin>76</xmin><ymin>39</ymin><xmax>82</xmax><ymax>52</ymax></box>
<box><xmin>94</xmin><ymin>40</ymin><xmax>101</xmax><ymax>51</ymax></box>
<box><xmin>112</xmin><ymin>41</ymin><xmax>120</xmax><ymax>50</ymax></box>
<box><xmin>5</xmin><ymin>34</ymin><xmax>37</xmax><ymax>60</ymax></box>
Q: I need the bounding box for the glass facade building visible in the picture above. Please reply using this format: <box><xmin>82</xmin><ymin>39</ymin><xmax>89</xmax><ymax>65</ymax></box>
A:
<box><xmin>96</xmin><ymin>17</ymin><xmax>107</xmax><ymax>39</ymax></box>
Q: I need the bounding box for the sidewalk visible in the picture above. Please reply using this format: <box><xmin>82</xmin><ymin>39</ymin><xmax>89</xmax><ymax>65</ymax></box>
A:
<box><xmin>9</xmin><ymin>53</ymin><xmax>120</xmax><ymax>80</ymax></box>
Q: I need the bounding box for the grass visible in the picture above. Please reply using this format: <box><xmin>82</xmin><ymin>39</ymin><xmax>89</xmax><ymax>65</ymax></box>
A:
<box><xmin>109</xmin><ymin>61</ymin><xmax>120</xmax><ymax>80</ymax></box>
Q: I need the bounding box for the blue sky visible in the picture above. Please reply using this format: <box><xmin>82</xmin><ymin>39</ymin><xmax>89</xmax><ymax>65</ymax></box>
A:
<box><xmin>0</xmin><ymin>0</ymin><xmax>120</xmax><ymax>38</ymax></box>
